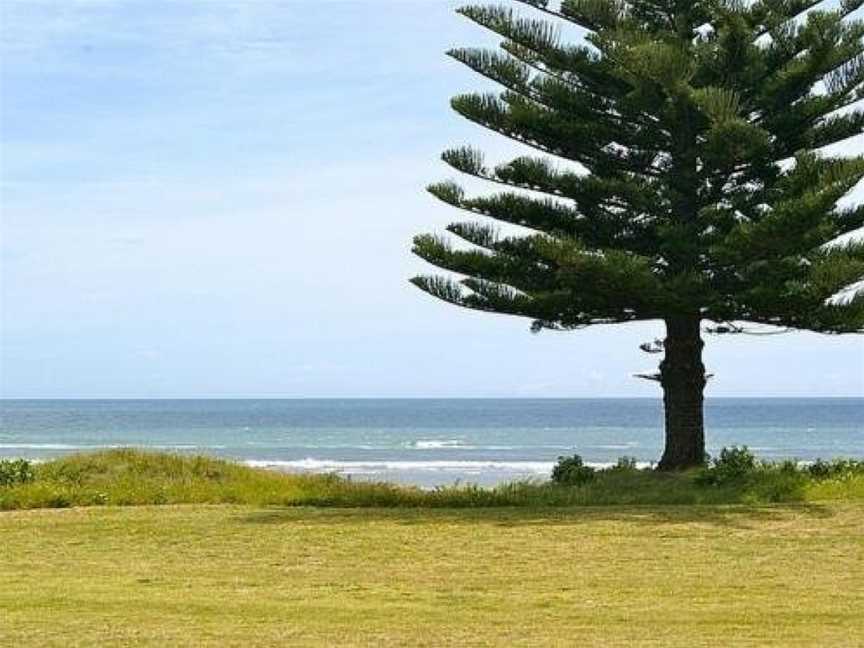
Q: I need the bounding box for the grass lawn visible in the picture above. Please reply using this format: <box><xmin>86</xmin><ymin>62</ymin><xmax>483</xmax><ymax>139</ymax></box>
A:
<box><xmin>2</xmin><ymin>502</ymin><xmax>863</xmax><ymax>646</ymax></box>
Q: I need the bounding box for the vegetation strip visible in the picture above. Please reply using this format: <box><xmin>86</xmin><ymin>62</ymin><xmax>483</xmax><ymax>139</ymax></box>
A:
<box><xmin>2</xmin><ymin>449</ymin><xmax>863</xmax><ymax>510</ymax></box>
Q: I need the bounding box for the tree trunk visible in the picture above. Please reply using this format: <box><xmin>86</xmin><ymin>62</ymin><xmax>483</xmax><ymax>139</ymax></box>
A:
<box><xmin>657</xmin><ymin>316</ymin><xmax>706</xmax><ymax>471</ymax></box>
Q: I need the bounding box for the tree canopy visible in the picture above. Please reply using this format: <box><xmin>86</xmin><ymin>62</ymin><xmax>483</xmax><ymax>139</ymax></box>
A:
<box><xmin>412</xmin><ymin>0</ymin><xmax>864</xmax><ymax>335</ymax></box>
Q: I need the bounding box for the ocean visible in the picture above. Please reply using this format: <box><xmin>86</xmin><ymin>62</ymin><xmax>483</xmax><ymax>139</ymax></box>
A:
<box><xmin>1</xmin><ymin>398</ymin><xmax>861</xmax><ymax>487</ymax></box>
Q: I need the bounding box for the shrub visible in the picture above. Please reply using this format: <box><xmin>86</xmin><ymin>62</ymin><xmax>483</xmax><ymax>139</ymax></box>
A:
<box><xmin>716</xmin><ymin>446</ymin><xmax>758</xmax><ymax>474</ymax></box>
<box><xmin>807</xmin><ymin>458</ymin><xmax>864</xmax><ymax>480</ymax></box>
<box><xmin>808</xmin><ymin>459</ymin><xmax>832</xmax><ymax>479</ymax></box>
<box><xmin>743</xmin><ymin>470</ymin><xmax>806</xmax><ymax>503</ymax></box>
<box><xmin>610</xmin><ymin>456</ymin><xmax>640</xmax><ymax>473</ymax></box>
<box><xmin>777</xmin><ymin>459</ymin><xmax>799</xmax><ymax>474</ymax></box>
<box><xmin>551</xmin><ymin>455</ymin><xmax>595</xmax><ymax>486</ymax></box>
<box><xmin>696</xmin><ymin>446</ymin><xmax>758</xmax><ymax>486</ymax></box>
<box><xmin>0</xmin><ymin>459</ymin><xmax>36</xmax><ymax>486</ymax></box>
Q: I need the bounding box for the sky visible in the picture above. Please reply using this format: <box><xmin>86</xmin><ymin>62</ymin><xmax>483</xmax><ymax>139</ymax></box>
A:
<box><xmin>1</xmin><ymin>0</ymin><xmax>862</xmax><ymax>399</ymax></box>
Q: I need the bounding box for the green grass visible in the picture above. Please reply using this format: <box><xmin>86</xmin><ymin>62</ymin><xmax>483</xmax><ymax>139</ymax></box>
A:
<box><xmin>2</xmin><ymin>449</ymin><xmax>863</xmax><ymax>511</ymax></box>
<box><xmin>2</xmin><ymin>451</ymin><xmax>863</xmax><ymax>644</ymax></box>
<box><xmin>2</xmin><ymin>503</ymin><xmax>862</xmax><ymax>645</ymax></box>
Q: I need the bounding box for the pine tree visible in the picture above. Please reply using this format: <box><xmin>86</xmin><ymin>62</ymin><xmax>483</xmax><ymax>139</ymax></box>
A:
<box><xmin>411</xmin><ymin>0</ymin><xmax>864</xmax><ymax>469</ymax></box>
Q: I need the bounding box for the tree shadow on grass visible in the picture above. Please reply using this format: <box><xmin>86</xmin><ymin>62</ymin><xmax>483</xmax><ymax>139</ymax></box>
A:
<box><xmin>237</xmin><ymin>501</ymin><xmax>839</xmax><ymax>530</ymax></box>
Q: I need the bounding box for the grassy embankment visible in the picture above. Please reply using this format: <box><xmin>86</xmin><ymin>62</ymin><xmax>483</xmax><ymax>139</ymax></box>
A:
<box><xmin>2</xmin><ymin>451</ymin><xmax>863</xmax><ymax>645</ymax></box>
<box><xmin>2</xmin><ymin>448</ymin><xmax>863</xmax><ymax>510</ymax></box>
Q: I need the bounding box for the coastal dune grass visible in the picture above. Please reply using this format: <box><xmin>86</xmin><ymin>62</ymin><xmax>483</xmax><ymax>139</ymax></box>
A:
<box><xmin>1</xmin><ymin>449</ymin><xmax>863</xmax><ymax>510</ymax></box>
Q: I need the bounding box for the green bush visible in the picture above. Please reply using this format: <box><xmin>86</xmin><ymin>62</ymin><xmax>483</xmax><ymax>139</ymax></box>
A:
<box><xmin>807</xmin><ymin>458</ymin><xmax>864</xmax><ymax>479</ymax></box>
<box><xmin>697</xmin><ymin>446</ymin><xmax>758</xmax><ymax>486</ymax></box>
<box><xmin>551</xmin><ymin>455</ymin><xmax>596</xmax><ymax>486</ymax></box>
<box><xmin>609</xmin><ymin>456</ymin><xmax>640</xmax><ymax>473</ymax></box>
<box><xmin>742</xmin><ymin>470</ymin><xmax>807</xmax><ymax>503</ymax></box>
<box><xmin>0</xmin><ymin>459</ymin><xmax>35</xmax><ymax>486</ymax></box>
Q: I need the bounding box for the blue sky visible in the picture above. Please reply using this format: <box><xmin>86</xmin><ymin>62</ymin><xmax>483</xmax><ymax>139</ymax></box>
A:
<box><xmin>1</xmin><ymin>0</ymin><xmax>862</xmax><ymax>398</ymax></box>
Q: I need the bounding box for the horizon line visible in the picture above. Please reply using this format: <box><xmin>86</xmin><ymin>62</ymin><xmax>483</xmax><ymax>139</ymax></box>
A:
<box><xmin>1</xmin><ymin>396</ymin><xmax>862</xmax><ymax>402</ymax></box>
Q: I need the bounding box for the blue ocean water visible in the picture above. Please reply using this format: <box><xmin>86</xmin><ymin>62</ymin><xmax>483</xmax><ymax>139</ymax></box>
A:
<box><xmin>0</xmin><ymin>399</ymin><xmax>861</xmax><ymax>486</ymax></box>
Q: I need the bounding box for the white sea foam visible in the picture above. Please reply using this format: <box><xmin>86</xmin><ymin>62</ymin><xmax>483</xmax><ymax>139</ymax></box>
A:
<box><xmin>0</xmin><ymin>443</ymin><xmax>116</xmax><ymax>450</ymax></box>
<box><xmin>410</xmin><ymin>439</ymin><xmax>528</xmax><ymax>450</ymax></box>
<box><xmin>151</xmin><ymin>444</ymin><xmax>228</xmax><ymax>450</ymax></box>
<box><xmin>246</xmin><ymin>458</ymin><xmax>656</xmax><ymax>475</ymax></box>
<box><xmin>245</xmin><ymin>458</ymin><xmax>557</xmax><ymax>474</ymax></box>
<box><xmin>595</xmin><ymin>443</ymin><xmax>639</xmax><ymax>450</ymax></box>
<box><xmin>412</xmin><ymin>439</ymin><xmax>471</xmax><ymax>449</ymax></box>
